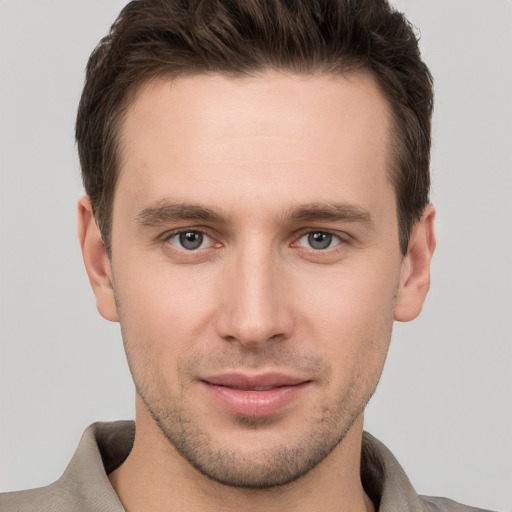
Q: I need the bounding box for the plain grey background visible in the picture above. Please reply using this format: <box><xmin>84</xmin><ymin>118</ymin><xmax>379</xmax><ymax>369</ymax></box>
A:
<box><xmin>1</xmin><ymin>1</ymin><xmax>511</xmax><ymax>510</ymax></box>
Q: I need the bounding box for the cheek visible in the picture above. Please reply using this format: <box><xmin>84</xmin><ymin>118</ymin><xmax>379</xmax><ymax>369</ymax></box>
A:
<box><xmin>297</xmin><ymin>260</ymin><xmax>399</xmax><ymax>331</ymax></box>
<box><xmin>114</xmin><ymin>262</ymin><xmax>219</xmax><ymax>381</ymax></box>
<box><xmin>293</xmin><ymin>261</ymin><xmax>398</xmax><ymax>376</ymax></box>
<box><xmin>117</xmin><ymin>256</ymin><xmax>217</xmax><ymax>325</ymax></box>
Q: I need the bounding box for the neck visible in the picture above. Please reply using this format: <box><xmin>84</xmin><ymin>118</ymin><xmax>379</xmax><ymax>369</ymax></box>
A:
<box><xmin>109</xmin><ymin>406</ymin><xmax>374</xmax><ymax>512</ymax></box>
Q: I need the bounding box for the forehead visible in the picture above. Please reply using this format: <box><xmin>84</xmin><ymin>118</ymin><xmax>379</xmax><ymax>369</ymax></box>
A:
<box><xmin>115</xmin><ymin>71</ymin><xmax>393</xmax><ymax>219</ymax></box>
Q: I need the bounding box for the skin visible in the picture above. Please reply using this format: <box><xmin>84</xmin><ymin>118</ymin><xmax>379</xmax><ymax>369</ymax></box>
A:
<box><xmin>78</xmin><ymin>71</ymin><xmax>435</xmax><ymax>512</ymax></box>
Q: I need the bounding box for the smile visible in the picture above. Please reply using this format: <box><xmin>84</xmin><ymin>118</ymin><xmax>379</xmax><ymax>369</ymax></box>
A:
<box><xmin>201</xmin><ymin>373</ymin><xmax>311</xmax><ymax>417</ymax></box>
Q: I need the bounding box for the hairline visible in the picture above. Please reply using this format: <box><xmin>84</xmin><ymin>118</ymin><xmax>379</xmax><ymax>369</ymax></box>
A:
<box><xmin>100</xmin><ymin>67</ymin><xmax>411</xmax><ymax>257</ymax></box>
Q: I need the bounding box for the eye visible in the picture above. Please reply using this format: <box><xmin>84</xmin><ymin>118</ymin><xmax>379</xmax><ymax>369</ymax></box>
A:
<box><xmin>168</xmin><ymin>230</ymin><xmax>213</xmax><ymax>251</ymax></box>
<box><xmin>296</xmin><ymin>231</ymin><xmax>341</xmax><ymax>250</ymax></box>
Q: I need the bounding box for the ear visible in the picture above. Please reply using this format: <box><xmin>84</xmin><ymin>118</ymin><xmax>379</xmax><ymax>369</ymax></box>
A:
<box><xmin>77</xmin><ymin>196</ymin><xmax>119</xmax><ymax>322</ymax></box>
<box><xmin>394</xmin><ymin>204</ymin><xmax>436</xmax><ymax>322</ymax></box>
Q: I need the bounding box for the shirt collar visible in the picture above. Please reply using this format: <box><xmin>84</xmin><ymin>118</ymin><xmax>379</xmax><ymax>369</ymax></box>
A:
<box><xmin>361</xmin><ymin>431</ymin><xmax>426</xmax><ymax>511</ymax></box>
<box><xmin>59</xmin><ymin>421</ymin><xmax>425</xmax><ymax>512</ymax></box>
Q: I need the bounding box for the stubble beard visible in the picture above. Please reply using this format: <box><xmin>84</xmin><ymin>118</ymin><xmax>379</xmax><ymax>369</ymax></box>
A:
<box><xmin>115</xmin><ymin>281</ymin><xmax>394</xmax><ymax>490</ymax></box>
<box><xmin>133</xmin><ymin>363</ymin><xmax>381</xmax><ymax>489</ymax></box>
<box><xmin>116</xmin><ymin>304</ymin><xmax>393</xmax><ymax>489</ymax></box>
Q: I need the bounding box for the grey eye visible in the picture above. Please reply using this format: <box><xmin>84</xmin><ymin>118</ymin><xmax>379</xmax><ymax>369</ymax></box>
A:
<box><xmin>308</xmin><ymin>232</ymin><xmax>333</xmax><ymax>250</ymax></box>
<box><xmin>180</xmin><ymin>231</ymin><xmax>203</xmax><ymax>250</ymax></box>
<box><xmin>169</xmin><ymin>231</ymin><xmax>206</xmax><ymax>250</ymax></box>
<box><xmin>296</xmin><ymin>231</ymin><xmax>341</xmax><ymax>250</ymax></box>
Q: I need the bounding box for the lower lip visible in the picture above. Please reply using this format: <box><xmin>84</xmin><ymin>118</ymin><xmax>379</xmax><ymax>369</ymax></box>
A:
<box><xmin>202</xmin><ymin>381</ymin><xmax>310</xmax><ymax>417</ymax></box>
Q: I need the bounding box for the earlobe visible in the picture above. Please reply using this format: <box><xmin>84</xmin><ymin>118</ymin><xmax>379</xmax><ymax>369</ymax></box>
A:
<box><xmin>77</xmin><ymin>196</ymin><xmax>119</xmax><ymax>322</ymax></box>
<box><xmin>394</xmin><ymin>204</ymin><xmax>436</xmax><ymax>322</ymax></box>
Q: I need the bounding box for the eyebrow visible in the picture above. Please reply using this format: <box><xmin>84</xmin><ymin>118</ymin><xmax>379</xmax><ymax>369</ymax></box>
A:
<box><xmin>135</xmin><ymin>200</ymin><xmax>373</xmax><ymax>228</ymax></box>
<box><xmin>135</xmin><ymin>201</ymin><xmax>227</xmax><ymax>227</ymax></box>
<box><xmin>286</xmin><ymin>202</ymin><xmax>374</xmax><ymax>227</ymax></box>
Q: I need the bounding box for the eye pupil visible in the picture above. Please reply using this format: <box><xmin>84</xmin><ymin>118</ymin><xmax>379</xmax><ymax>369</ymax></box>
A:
<box><xmin>308</xmin><ymin>232</ymin><xmax>332</xmax><ymax>250</ymax></box>
<box><xmin>179</xmin><ymin>231</ymin><xmax>203</xmax><ymax>250</ymax></box>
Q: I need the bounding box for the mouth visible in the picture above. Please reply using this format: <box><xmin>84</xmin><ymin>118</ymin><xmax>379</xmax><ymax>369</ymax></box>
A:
<box><xmin>200</xmin><ymin>372</ymin><xmax>311</xmax><ymax>417</ymax></box>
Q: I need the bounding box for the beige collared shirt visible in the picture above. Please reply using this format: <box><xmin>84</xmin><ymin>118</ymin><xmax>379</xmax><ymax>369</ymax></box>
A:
<box><xmin>0</xmin><ymin>421</ymin><xmax>494</xmax><ymax>511</ymax></box>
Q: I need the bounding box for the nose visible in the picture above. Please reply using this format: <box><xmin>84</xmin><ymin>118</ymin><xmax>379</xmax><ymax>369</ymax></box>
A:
<box><xmin>215</xmin><ymin>243</ymin><xmax>294</xmax><ymax>348</ymax></box>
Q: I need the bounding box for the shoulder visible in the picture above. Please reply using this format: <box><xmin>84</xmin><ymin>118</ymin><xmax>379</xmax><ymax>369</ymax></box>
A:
<box><xmin>420</xmin><ymin>495</ymin><xmax>497</xmax><ymax>512</ymax></box>
<box><xmin>0</xmin><ymin>484</ymin><xmax>123</xmax><ymax>511</ymax></box>
<box><xmin>0</xmin><ymin>482</ymin><xmax>80</xmax><ymax>512</ymax></box>
<box><xmin>361</xmin><ymin>432</ymin><xmax>499</xmax><ymax>512</ymax></box>
<box><xmin>0</xmin><ymin>421</ymin><xmax>132</xmax><ymax>512</ymax></box>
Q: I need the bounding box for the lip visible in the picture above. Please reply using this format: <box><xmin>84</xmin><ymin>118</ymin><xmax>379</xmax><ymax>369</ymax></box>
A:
<box><xmin>201</xmin><ymin>372</ymin><xmax>311</xmax><ymax>417</ymax></box>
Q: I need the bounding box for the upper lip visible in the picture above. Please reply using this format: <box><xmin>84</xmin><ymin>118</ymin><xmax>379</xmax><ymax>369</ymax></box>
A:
<box><xmin>202</xmin><ymin>372</ymin><xmax>309</xmax><ymax>390</ymax></box>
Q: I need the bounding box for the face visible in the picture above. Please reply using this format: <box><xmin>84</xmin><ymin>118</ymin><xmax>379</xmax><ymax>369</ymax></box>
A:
<box><xmin>84</xmin><ymin>72</ymin><xmax>431</xmax><ymax>488</ymax></box>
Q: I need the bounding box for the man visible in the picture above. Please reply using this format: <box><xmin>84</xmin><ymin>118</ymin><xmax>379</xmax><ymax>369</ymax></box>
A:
<box><xmin>0</xmin><ymin>0</ymin><xmax>498</xmax><ymax>511</ymax></box>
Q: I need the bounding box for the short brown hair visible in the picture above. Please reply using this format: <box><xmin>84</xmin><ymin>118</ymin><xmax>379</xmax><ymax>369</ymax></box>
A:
<box><xmin>76</xmin><ymin>0</ymin><xmax>433</xmax><ymax>255</ymax></box>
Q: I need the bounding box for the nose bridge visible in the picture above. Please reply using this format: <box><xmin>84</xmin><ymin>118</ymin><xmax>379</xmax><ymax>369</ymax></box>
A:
<box><xmin>216</xmin><ymin>237</ymin><xmax>292</xmax><ymax>346</ymax></box>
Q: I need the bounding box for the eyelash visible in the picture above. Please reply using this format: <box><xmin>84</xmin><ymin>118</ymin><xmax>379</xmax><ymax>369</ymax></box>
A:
<box><xmin>293</xmin><ymin>230</ymin><xmax>345</xmax><ymax>251</ymax></box>
<box><xmin>164</xmin><ymin>229</ymin><xmax>219</xmax><ymax>251</ymax></box>
<box><xmin>161</xmin><ymin>228</ymin><xmax>349</xmax><ymax>254</ymax></box>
